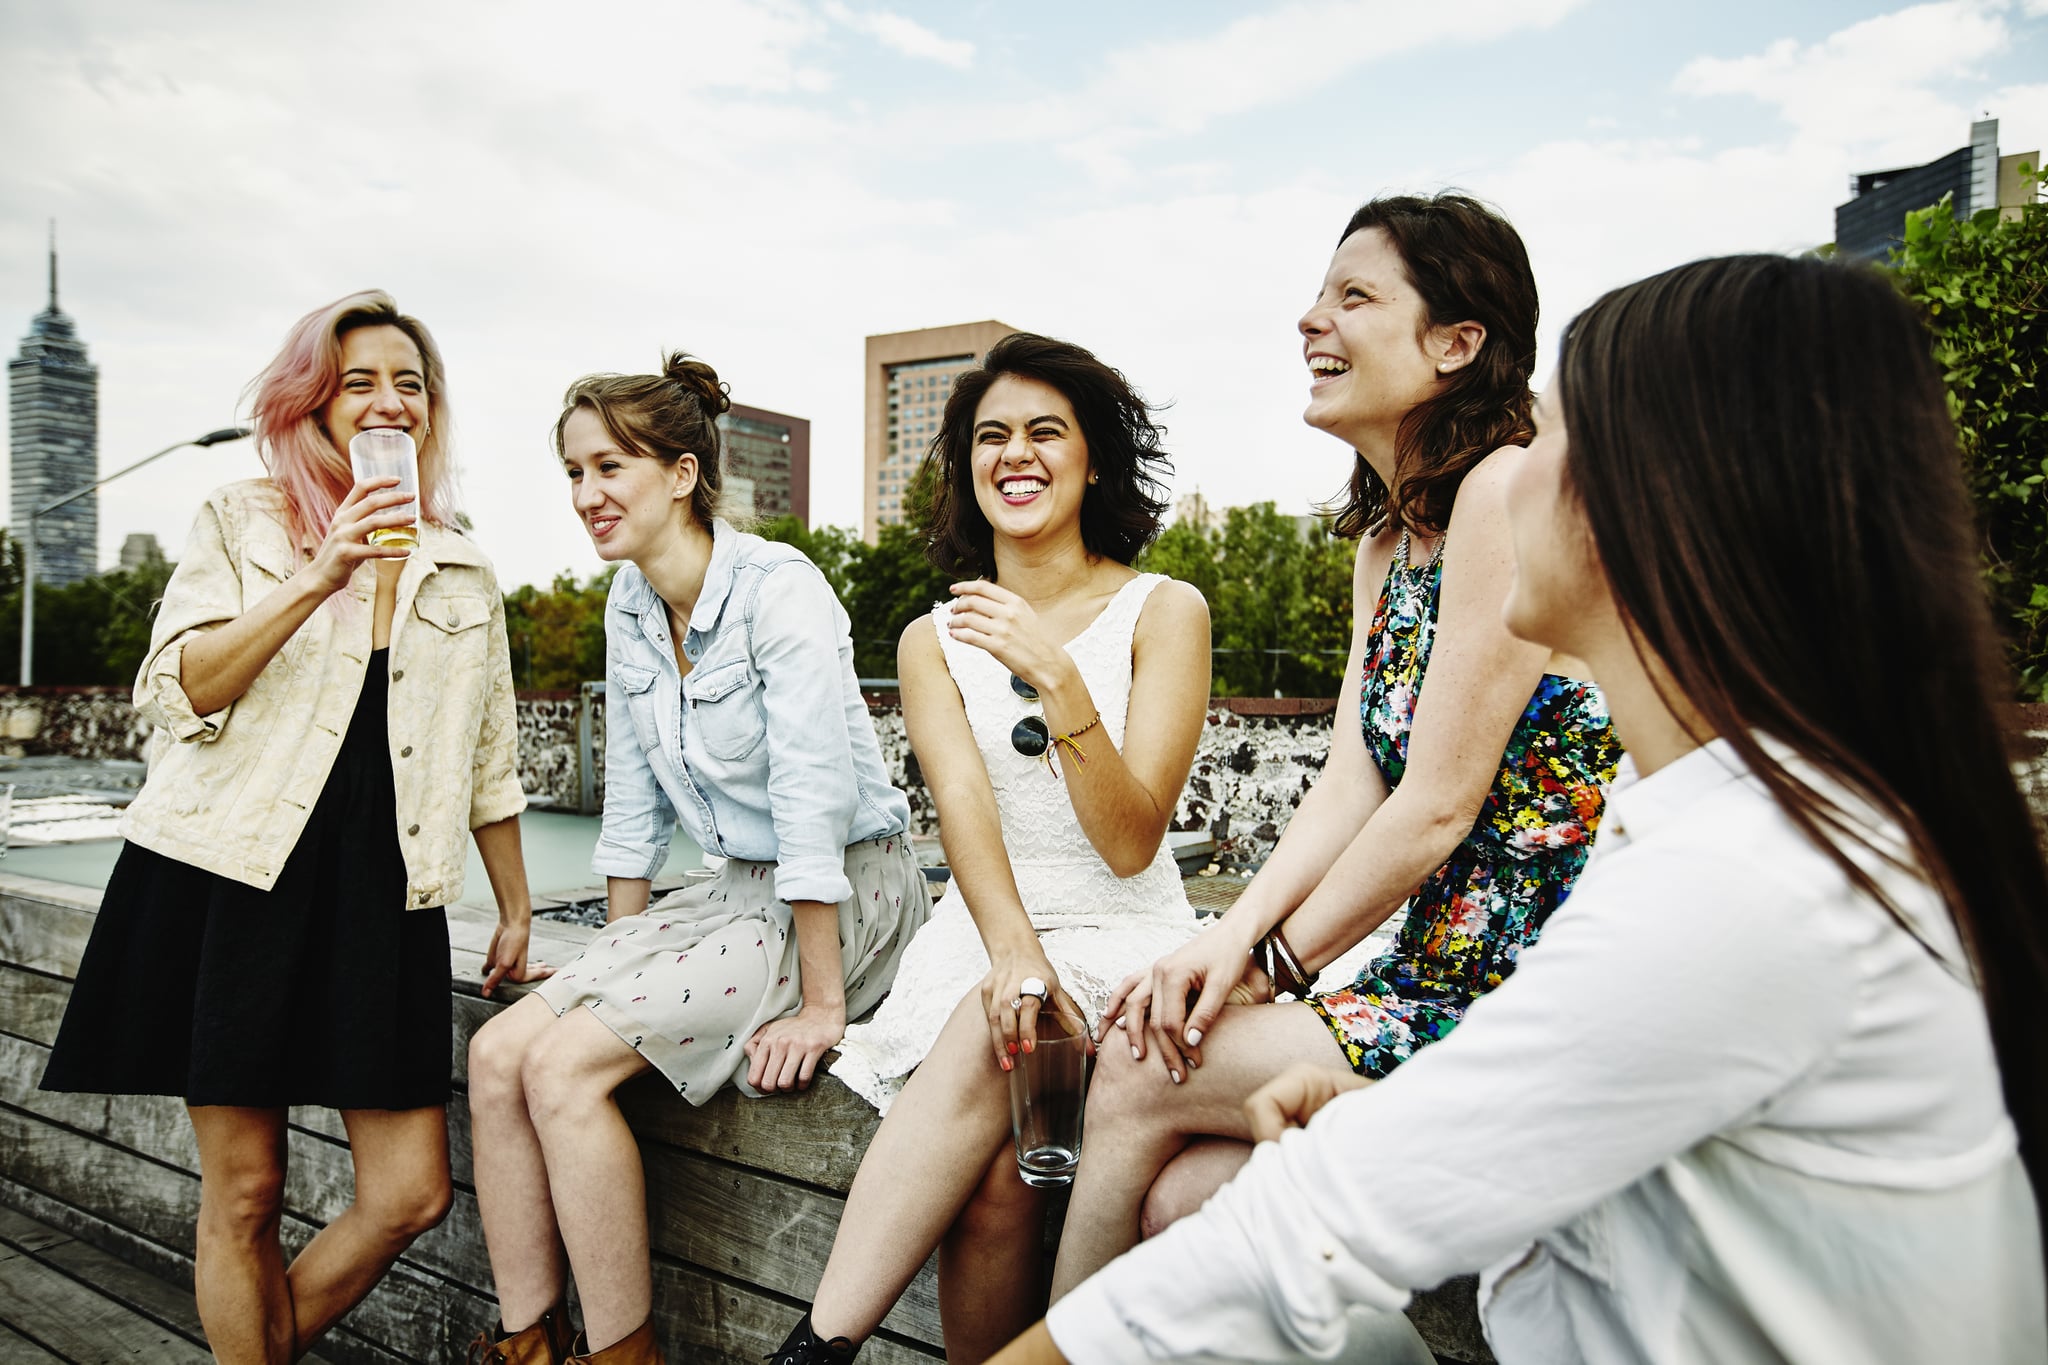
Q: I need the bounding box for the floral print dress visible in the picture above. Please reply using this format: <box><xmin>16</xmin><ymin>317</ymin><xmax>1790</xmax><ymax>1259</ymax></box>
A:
<box><xmin>1306</xmin><ymin>530</ymin><xmax>1622</xmax><ymax>1078</ymax></box>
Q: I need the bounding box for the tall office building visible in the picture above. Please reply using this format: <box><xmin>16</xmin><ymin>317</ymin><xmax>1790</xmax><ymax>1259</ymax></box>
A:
<box><xmin>718</xmin><ymin>401</ymin><xmax>810</xmax><ymax>527</ymax></box>
<box><xmin>1836</xmin><ymin>118</ymin><xmax>2039</xmax><ymax>260</ymax></box>
<box><xmin>864</xmin><ymin>320</ymin><xmax>1017</xmax><ymax>542</ymax></box>
<box><xmin>9</xmin><ymin>235</ymin><xmax>99</xmax><ymax>586</ymax></box>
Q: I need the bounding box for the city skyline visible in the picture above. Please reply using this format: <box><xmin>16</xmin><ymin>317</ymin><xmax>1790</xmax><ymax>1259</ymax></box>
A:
<box><xmin>1</xmin><ymin>0</ymin><xmax>2044</xmax><ymax>589</ymax></box>
<box><xmin>8</xmin><ymin>235</ymin><xmax>98</xmax><ymax>587</ymax></box>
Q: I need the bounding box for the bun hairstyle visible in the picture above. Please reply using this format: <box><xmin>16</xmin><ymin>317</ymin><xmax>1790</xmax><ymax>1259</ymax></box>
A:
<box><xmin>554</xmin><ymin>351</ymin><xmax>731</xmax><ymax>529</ymax></box>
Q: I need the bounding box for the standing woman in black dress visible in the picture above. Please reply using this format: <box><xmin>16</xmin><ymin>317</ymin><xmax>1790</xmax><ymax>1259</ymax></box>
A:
<box><xmin>41</xmin><ymin>290</ymin><xmax>545</xmax><ymax>1364</ymax></box>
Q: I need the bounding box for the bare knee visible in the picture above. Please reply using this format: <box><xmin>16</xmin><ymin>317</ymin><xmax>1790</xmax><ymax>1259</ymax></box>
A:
<box><xmin>358</xmin><ymin>1168</ymin><xmax>453</xmax><ymax>1244</ymax></box>
<box><xmin>1139</xmin><ymin>1141</ymin><xmax>1248</xmax><ymax>1241</ymax></box>
<box><xmin>469</xmin><ymin>1009</ymin><xmax>536</xmax><ymax>1107</ymax></box>
<box><xmin>199</xmin><ymin>1160</ymin><xmax>287</xmax><ymax>1242</ymax></box>
<box><xmin>522</xmin><ymin>1031</ymin><xmax>612</xmax><ymax>1128</ymax></box>
<box><xmin>1084</xmin><ymin>1035</ymin><xmax>1175</xmax><ymax>1127</ymax></box>
<box><xmin>1138</xmin><ymin>1165</ymin><xmax>1205</xmax><ymax>1241</ymax></box>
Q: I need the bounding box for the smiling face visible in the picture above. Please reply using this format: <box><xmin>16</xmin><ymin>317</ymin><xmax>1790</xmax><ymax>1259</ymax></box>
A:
<box><xmin>560</xmin><ymin>405</ymin><xmax>696</xmax><ymax>564</ymax></box>
<box><xmin>1503</xmin><ymin>380</ymin><xmax>1613</xmax><ymax>657</ymax></box>
<box><xmin>1298</xmin><ymin>227</ymin><xmax>1451</xmax><ymax>447</ymax></box>
<box><xmin>970</xmin><ymin>373</ymin><xmax>1091</xmax><ymax>545</ymax></box>
<box><xmin>319</xmin><ymin>324</ymin><xmax>429</xmax><ymax>459</ymax></box>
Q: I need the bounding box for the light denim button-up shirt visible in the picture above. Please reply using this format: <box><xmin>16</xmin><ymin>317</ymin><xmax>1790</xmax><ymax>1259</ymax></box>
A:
<box><xmin>593</xmin><ymin>520</ymin><xmax>911</xmax><ymax>905</ymax></box>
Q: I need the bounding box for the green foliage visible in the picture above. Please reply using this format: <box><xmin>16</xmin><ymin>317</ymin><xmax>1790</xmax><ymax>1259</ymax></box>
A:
<box><xmin>0</xmin><ymin>530</ymin><xmax>180</xmax><ymax>685</ymax></box>
<box><xmin>816</xmin><ymin>522</ymin><xmax>953</xmax><ymax>680</ymax></box>
<box><xmin>502</xmin><ymin>566</ymin><xmax>615</xmax><ymax>692</ymax></box>
<box><xmin>1135</xmin><ymin>503</ymin><xmax>1354</xmax><ymax>697</ymax></box>
<box><xmin>755</xmin><ymin>516</ymin><xmax>862</xmax><ymax>608</ymax></box>
<box><xmin>1889</xmin><ymin>175</ymin><xmax>2048</xmax><ymax>697</ymax></box>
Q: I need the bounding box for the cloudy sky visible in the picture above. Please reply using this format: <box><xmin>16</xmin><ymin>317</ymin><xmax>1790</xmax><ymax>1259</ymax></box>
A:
<box><xmin>3</xmin><ymin>0</ymin><xmax>2044</xmax><ymax>590</ymax></box>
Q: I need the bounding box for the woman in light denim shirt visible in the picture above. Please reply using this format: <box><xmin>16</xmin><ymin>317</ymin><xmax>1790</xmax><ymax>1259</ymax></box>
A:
<box><xmin>466</xmin><ymin>353</ymin><xmax>928</xmax><ymax>1365</ymax></box>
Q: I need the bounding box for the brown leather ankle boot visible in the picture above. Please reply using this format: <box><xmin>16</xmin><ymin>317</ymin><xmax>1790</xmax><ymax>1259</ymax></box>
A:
<box><xmin>565</xmin><ymin>1317</ymin><xmax>664</xmax><ymax>1364</ymax></box>
<box><xmin>467</xmin><ymin>1301</ymin><xmax>576</xmax><ymax>1364</ymax></box>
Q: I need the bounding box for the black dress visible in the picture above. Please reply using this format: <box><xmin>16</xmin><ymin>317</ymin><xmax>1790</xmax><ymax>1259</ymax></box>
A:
<box><xmin>41</xmin><ymin>650</ymin><xmax>451</xmax><ymax>1110</ymax></box>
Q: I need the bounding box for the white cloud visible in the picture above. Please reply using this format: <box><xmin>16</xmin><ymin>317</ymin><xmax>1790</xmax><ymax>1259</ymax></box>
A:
<box><xmin>822</xmin><ymin>1</ymin><xmax>973</xmax><ymax>70</ymax></box>
<box><xmin>1674</xmin><ymin>1</ymin><xmax>2007</xmax><ymax>158</ymax></box>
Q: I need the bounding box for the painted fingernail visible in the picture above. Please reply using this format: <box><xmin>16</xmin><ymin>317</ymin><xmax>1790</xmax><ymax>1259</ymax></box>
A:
<box><xmin>1186</xmin><ymin>1028</ymin><xmax>1203</xmax><ymax>1047</ymax></box>
<box><xmin>1007</xmin><ymin>1042</ymin><xmax>1018</xmax><ymax>1056</ymax></box>
<box><xmin>1115</xmin><ymin>1015</ymin><xmax>1127</xmax><ymax>1030</ymax></box>
<box><xmin>1000</xmin><ymin>1057</ymin><xmax>1012</xmax><ymax>1072</ymax></box>
<box><xmin>1187</xmin><ymin>1055</ymin><xmax>1199</xmax><ymax>1068</ymax></box>
<box><xmin>1023</xmin><ymin>1039</ymin><xmax>1034</xmax><ymax>1054</ymax></box>
<box><xmin>1132</xmin><ymin>1046</ymin><xmax>1141</xmax><ymax>1060</ymax></box>
<box><xmin>1170</xmin><ymin>1071</ymin><xmax>1183</xmax><ymax>1084</ymax></box>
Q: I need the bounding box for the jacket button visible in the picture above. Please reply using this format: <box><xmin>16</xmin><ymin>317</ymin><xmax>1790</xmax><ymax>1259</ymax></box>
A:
<box><xmin>447</xmin><ymin>614</ymin><xmax>459</xmax><ymax>627</ymax></box>
<box><xmin>392</xmin><ymin>669</ymin><xmax>405</xmax><ymax>681</ymax></box>
<box><xmin>400</xmin><ymin>745</ymin><xmax>413</xmax><ymax>757</ymax></box>
<box><xmin>407</xmin><ymin>824</ymin><xmax>420</xmax><ymax>836</ymax></box>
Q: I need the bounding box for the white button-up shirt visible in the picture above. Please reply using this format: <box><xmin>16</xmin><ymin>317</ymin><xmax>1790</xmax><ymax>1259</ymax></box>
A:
<box><xmin>1049</xmin><ymin>740</ymin><xmax>2045</xmax><ymax>1364</ymax></box>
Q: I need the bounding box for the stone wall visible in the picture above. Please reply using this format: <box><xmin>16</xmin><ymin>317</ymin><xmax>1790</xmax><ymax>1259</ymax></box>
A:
<box><xmin>5</xmin><ymin>687</ymin><xmax>2045</xmax><ymax>874</ymax></box>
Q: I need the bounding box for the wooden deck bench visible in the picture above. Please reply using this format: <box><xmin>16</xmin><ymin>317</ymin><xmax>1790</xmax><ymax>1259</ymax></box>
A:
<box><xmin>0</xmin><ymin>872</ymin><xmax>1492</xmax><ymax>1364</ymax></box>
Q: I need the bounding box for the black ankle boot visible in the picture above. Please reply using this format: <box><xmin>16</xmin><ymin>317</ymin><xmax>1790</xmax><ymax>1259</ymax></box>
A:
<box><xmin>767</xmin><ymin>1313</ymin><xmax>858</xmax><ymax>1365</ymax></box>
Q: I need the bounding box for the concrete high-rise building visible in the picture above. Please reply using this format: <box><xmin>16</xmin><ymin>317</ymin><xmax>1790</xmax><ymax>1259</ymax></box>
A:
<box><xmin>9</xmin><ymin>233</ymin><xmax>99</xmax><ymax>585</ymax></box>
<box><xmin>1835</xmin><ymin>118</ymin><xmax>2040</xmax><ymax>260</ymax></box>
<box><xmin>118</xmin><ymin>532</ymin><xmax>163</xmax><ymax>571</ymax></box>
<box><xmin>864</xmin><ymin>320</ymin><xmax>1017</xmax><ymax>542</ymax></box>
<box><xmin>718</xmin><ymin>401</ymin><xmax>810</xmax><ymax>527</ymax></box>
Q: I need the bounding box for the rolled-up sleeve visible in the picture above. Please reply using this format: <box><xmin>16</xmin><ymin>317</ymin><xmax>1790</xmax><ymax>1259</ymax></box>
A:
<box><xmin>591</xmin><ymin>630</ymin><xmax>677</xmax><ymax>880</ymax></box>
<box><xmin>468</xmin><ymin>578</ymin><xmax>528</xmax><ymax>829</ymax></box>
<box><xmin>133</xmin><ymin>499</ymin><xmax>240</xmax><ymax>742</ymax></box>
<box><xmin>752</xmin><ymin>560</ymin><xmax>860</xmax><ymax>905</ymax></box>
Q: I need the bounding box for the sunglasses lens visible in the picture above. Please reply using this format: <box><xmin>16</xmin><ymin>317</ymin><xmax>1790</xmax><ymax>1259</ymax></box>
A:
<box><xmin>1009</xmin><ymin>672</ymin><xmax>1039</xmax><ymax>702</ymax></box>
<box><xmin>1011</xmin><ymin>715</ymin><xmax>1050</xmax><ymax>757</ymax></box>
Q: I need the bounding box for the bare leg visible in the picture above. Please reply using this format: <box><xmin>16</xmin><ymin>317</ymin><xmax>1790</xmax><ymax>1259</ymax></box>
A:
<box><xmin>809</xmin><ymin>993</ymin><xmax>1019</xmax><ymax>1343</ymax></box>
<box><xmin>188</xmin><ymin>1106</ymin><xmax>294</xmax><ymax>1365</ymax></box>
<box><xmin>521</xmin><ymin>1006</ymin><xmax>655</xmax><ymax>1352</ymax></box>
<box><xmin>1139</xmin><ymin>1137</ymin><xmax>1253</xmax><ymax>1240</ymax></box>
<box><xmin>288</xmin><ymin>1105</ymin><xmax>452</xmax><ymax>1352</ymax></box>
<box><xmin>468</xmin><ymin>995</ymin><xmax>572</xmax><ymax>1331</ymax></box>
<box><xmin>939</xmin><ymin>1148</ymin><xmax>1049</xmax><ymax>1365</ymax></box>
<box><xmin>1049</xmin><ymin>1002</ymin><xmax>1345</xmax><ymax>1299</ymax></box>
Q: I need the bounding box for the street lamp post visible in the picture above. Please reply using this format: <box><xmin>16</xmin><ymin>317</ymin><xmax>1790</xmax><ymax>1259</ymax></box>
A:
<box><xmin>18</xmin><ymin>426</ymin><xmax>250</xmax><ymax>686</ymax></box>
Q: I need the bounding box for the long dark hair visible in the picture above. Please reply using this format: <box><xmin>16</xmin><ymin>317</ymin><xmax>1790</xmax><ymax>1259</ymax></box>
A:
<box><xmin>1560</xmin><ymin>253</ymin><xmax>2048</xmax><ymax>1229</ymax></box>
<box><xmin>1326</xmin><ymin>193</ymin><xmax>1539</xmax><ymax>539</ymax></box>
<box><xmin>921</xmin><ymin>332</ymin><xmax>1171</xmax><ymax>578</ymax></box>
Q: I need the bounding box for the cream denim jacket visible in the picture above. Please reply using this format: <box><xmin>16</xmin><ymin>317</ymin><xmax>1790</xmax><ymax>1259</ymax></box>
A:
<box><xmin>120</xmin><ymin>480</ymin><xmax>525</xmax><ymax>906</ymax></box>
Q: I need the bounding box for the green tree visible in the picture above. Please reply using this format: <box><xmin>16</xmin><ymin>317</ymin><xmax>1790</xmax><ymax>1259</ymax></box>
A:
<box><xmin>841</xmin><ymin>523</ymin><xmax>954</xmax><ymax>680</ymax></box>
<box><xmin>1888</xmin><ymin>173</ymin><xmax>2048</xmax><ymax>696</ymax></box>
<box><xmin>0</xmin><ymin>531</ymin><xmax>179</xmax><ymax>686</ymax></box>
<box><xmin>503</xmin><ymin>567</ymin><xmax>614</xmax><ymax>691</ymax></box>
<box><xmin>1135</xmin><ymin>504</ymin><xmax>1352</xmax><ymax>697</ymax></box>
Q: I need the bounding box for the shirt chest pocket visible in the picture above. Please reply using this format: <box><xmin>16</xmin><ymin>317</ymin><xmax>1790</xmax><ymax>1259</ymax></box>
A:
<box><xmin>683</xmin><ymin>660</ymin><xmax>765</xmax><ymax>762</ymax></box>
<box><xmin>614</xmin><ymin>662</ymin><xmax>666</xmax><ymax>754</ymax></box>
<box><xmin>413</xmin><ymin>590</ymin><xmax>492</xmax><ymax>636</ymax></box>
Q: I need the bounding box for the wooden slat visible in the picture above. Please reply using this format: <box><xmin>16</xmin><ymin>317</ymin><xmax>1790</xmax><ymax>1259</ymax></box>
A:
<box><xmin>0</xmin><ymin>1322</ymin><xmax>63</xmax><ymax>1361</ymax></box>
<box><xmin>0</xmin><ymin>1234</ymin><xmax>212</xmax><ymax>1362</ymax></box>
<box><xmin>647</xmin><ymin>1256</ymin><xmax>936</xmax><ymax>1365</ymax></box>
<box><xmin>0</xmin><ymin>965</ymin><xmax>67</xmax><ymax>1048</ymax></box>
<box><xmin>0</xmin><ymin>1114</ymin><xmax>493</xmax><ymax>1363</ymax></box>
<box><xmin>0</xmin><ymin>889</ymin><xmax>95</xmax><ymax>980</ymax></box>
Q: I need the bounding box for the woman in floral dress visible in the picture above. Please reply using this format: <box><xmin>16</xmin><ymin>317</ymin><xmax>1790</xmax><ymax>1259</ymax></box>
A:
<box><xmin>1049</xmin><ymin>193</ymin><xmax>1622</xmax><ymax>1299</ymax></box>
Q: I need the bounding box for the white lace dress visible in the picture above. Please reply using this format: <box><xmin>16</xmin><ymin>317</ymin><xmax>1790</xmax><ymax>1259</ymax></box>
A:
<box><xmin>831</xmin><ymin>574</ymin><xmax>1201</xmax><ymax>1113</ymax></box>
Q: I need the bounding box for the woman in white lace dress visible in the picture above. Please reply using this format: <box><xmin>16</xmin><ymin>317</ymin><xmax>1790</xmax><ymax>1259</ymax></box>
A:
<box><xmin>773</xmin><ymin>334</ymin><xmax>1211</xmax><ymax>1365</ymax></box>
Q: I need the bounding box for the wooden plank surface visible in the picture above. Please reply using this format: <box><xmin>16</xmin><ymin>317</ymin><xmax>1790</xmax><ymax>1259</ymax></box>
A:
<box><xmin>0</xmin><ymin>1322</ymin><xmax>63</xmax><ymax>1361</ymax></box>
<box><xmin>0</xmin><ymin>1234</ymin><xmax>212</xmax><ymax>1362</ymax></box>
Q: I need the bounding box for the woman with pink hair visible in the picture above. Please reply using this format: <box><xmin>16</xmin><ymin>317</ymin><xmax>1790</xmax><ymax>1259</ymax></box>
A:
<box><xmin>42</xmin><ymin>290</ymin><xmax>542</xmax><ymax>1364</ymax></box>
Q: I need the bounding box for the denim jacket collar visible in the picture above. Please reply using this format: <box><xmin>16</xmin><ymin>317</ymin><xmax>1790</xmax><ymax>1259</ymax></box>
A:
<box><xmin>615</xmin><ymin>519</ymin><xmax>743</xmax><ymax>666</ymax></box>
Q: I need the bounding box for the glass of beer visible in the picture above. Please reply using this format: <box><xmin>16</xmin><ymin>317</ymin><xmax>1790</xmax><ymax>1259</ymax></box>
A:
<box><xmin>1007</xmin><ymin>1010</ymin><xmax>1090</xmax><ymax>1187</ymax></box>
<box><xmin>348</xmin><ymin>428</ymin><xmax>420</xmax><ymax>552</ymax></box>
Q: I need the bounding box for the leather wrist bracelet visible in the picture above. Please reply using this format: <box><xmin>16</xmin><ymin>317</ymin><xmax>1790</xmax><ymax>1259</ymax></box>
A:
<box><xmin>1254</xmin><ymin>924</ymin><xmax>1318</xmax><ymax>999</ymax></box>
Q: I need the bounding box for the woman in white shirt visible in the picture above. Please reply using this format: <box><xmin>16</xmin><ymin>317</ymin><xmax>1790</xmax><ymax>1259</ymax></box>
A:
<box><xmin>997</xmin><ymin>253</ymin><xmax>2048</xmax><ymax>1363</ymax></box>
